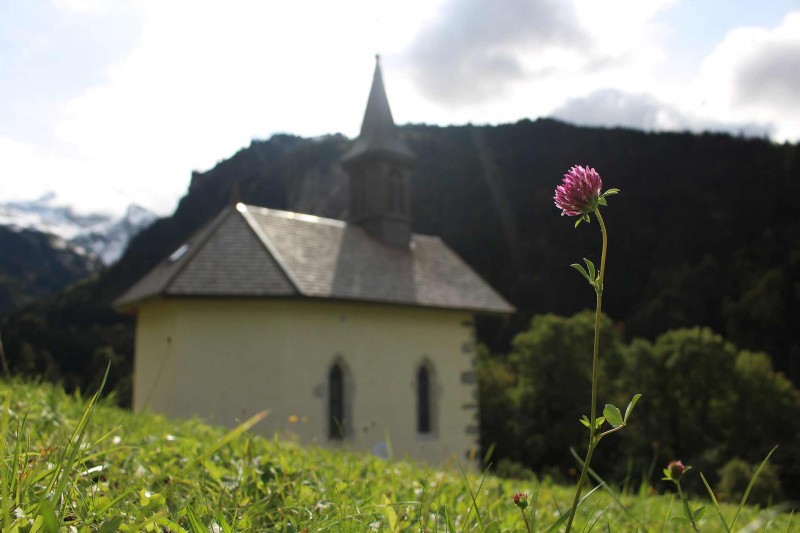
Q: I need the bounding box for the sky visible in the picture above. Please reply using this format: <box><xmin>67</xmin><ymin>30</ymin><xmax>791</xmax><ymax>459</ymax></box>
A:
<box><xmin>1</xmin><ymin>0</ymin><xmax>799</xmax><ymax>217</ymax></box>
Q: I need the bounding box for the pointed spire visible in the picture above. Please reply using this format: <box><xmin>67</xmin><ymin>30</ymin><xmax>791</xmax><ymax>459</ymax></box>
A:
<box><xmin>341</xmin><ymin>55</ymin><xmax>415</xmax><ymax>165</ymax></box>
<box><xmin>341</xmin><ymin>56</ymin><xmax>416</xmax><ymax>248</ymax></box>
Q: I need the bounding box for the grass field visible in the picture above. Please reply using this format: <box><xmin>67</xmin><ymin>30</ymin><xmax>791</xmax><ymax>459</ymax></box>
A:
<box><xmin>0</xmin><ymin>378</ymin><xmax>794</xmax><ymax>531</ymax></box>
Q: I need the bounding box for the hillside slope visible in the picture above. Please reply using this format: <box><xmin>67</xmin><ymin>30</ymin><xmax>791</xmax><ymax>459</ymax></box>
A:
<box><xmin>2</xmin><ymin>378</ymin><xmax>793</xmax><ymax>530</ymax></box>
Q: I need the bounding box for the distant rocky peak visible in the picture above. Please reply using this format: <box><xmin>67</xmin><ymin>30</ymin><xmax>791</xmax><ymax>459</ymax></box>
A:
<box><xmin>0</xmin><ymin>194</ymin><xmax>158</xmax><ymax>266</ymax></box>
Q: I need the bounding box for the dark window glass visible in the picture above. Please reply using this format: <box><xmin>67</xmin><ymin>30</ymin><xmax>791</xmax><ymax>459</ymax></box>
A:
<box><xmin>417</xmin><ymin>366</ymin><xmax>431</xmax><ymax>434</ymax></box>
<box><xmin>329</xmin><ymin>364</ymin><xmax>344</xmax><ymax>439</ymax></box>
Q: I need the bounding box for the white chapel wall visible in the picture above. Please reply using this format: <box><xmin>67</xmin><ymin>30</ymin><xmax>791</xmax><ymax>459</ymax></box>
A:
<box><xmin>132</xmin><ymin>297</ymin><xmax>479</xmax><ymax>465</ymax></box>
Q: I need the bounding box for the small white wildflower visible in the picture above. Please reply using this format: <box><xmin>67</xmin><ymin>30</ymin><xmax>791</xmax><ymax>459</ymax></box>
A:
<box><xmin>314</xmin><ymin>500</ymin><xmax>332</xmax><ymax>514</ymax></box>
<box><xmin>81</xmin><ymin>465</ymin><xmax>105</xmax><ymax>476</ymax></box>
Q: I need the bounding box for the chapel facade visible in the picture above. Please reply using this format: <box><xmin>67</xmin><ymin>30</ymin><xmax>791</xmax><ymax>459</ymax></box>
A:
<box><xmin>116</xmin><ymin>58</ymin><xmax>513</xmax><ymax>464</ymax></box>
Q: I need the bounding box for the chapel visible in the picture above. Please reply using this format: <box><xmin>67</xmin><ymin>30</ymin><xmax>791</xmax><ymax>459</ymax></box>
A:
<box><xmin>115</xmin><ymin>57</ymin><xmax>513</xmax><ymax>464</ymax></box>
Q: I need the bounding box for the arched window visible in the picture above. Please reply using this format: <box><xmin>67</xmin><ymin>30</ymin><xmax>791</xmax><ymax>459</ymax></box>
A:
<box><xmin>328</xmin><ymin>363</ymin><xmax>345</xmax><ymax>440</ymax></box>
<box><xmin>417</xmin><ymin>365</ymin><xmax>432</xmax><ymax>434</ymax></box>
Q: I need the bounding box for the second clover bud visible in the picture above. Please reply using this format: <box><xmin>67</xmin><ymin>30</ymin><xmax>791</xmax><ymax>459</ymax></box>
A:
<box><xmin>513</xmin><ymin>491</ymin><xmax>529</xmax><ymax>510</ymax></box>
<box><xmin>666</xmin><ymin>460</ymin><xmax>687</xmax><ymax>481</ymax></box>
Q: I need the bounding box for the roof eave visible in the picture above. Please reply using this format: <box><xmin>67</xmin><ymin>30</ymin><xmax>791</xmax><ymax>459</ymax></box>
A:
<box><xmin>113</xmin><ymin>291</ymin><xmax>514</xmax><ymax>315</ymax></box>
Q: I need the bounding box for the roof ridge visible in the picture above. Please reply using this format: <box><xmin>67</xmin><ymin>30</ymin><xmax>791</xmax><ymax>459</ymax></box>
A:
<box><xmin>236</xmin><ymin>203</ymin><xmax>305</xmax><ymax>295</ymax></box>
<box><xmin>242</xmin><ymin>204</ymin><xmax>346</xmax><ymax>228</ymax></box>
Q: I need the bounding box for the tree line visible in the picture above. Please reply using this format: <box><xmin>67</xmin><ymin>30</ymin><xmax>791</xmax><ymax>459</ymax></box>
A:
<box><xmin>480</xmin><ymin>311</ymin><xmax>799</xmax><ymax>501</ymax></box>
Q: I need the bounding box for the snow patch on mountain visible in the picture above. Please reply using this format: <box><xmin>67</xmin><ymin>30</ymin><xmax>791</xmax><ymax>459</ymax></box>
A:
<box><xmin>0</xmin><ymin>193</ymin><xmax>158</xmax><ymax>265</ymax></box>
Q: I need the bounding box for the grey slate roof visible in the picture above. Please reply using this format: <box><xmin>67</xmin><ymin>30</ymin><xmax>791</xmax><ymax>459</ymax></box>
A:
<box><xmin>115</xmin><ymin>204</ymin><xmax>514</xmax><ymax>314</ymax></box>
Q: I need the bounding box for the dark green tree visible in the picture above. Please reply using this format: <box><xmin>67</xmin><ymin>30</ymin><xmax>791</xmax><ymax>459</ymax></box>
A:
<box><xmin>508</xmin><ymin>310</ymin><xmax>625</xmax><ymax>475</ymax></box>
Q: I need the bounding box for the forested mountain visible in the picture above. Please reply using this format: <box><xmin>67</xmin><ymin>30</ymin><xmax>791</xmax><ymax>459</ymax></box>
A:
<box><xmin>1</xmin><ymin>118</ymin><xmax>798</xmax><ymax>395</ymax></box>
<box><xmin>0</xmin><ymin>226</ymin><xmax>98</xmax><ymax>314</ymax></box>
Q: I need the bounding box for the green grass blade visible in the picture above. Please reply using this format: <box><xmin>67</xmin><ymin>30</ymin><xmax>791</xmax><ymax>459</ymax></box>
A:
<box><xmin>186</xmin><ymin>505</ymin><xmax>207</xmax><ymax>533</ymax></box>
<box><xmin>0</xmin><ymin>389</ymin><xmax>12</xmax><ymax>530</ymax></box>
<box><xmin>46</xmin><ymin>364</ymin><xmax>110</xmax><ymax>510</ymax></box>
<box><xmin>36</xmin><ymin>498</ymin><xmax>59</xmax><ymax>533</ymax></box>
<box><xmin>154</xmin><ymin>515</ymin><xmax>189</xmax><ymax>533</ymax></box>
<box><xmin>456</xmin><ymin>458</ymin><xmax>486</xmax><ymax>532</ymax></box>
<box><xmin>699</xmin><ymin>472</ymin><xmax>731</xmax><ymax>533</ymax></box>
<box><xmin>581</xmin><ymin>498</ymin><xmax>604</xmax><ymax>532</ymax></box>
<box><xmin>546</xmin><ymin>483</ymin><xmax>603</xmax><ymax>533</ymax></box>
<box><xmin>660</xmin><ymin>495</ymin><xmax>674</xmax><ymax>533</ymax></box>
<box><xmin>569</xmin><ymin>447</ymin><xmax>649</xmax><ymax>532</ymax></box>
<box><xmin>215</xmin><ymin>509</ymin><xmax>234</xmax><ymax>533</ymax></box>
<box><xmin>99</xmin><ymin>517</ymin><xmax>124</xmax><ymax>533</ymax></box>
<box><xmin>186</xmin><ymin>410</ymin><xmax>267</xmax><ymax>471</ymax></box>
<box><xmin>730</xmin><ymin>445</ymin><xmax>778</xmax><ymax>531</ymax></box>
<box><xmin>439</xmin><ymin>504</ymin><xmax>457</xmax><ymax>532</ymax></box>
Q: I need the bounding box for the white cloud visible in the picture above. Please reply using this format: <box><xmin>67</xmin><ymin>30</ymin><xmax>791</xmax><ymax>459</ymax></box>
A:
<box><xmin>403</xmin><ymin>0</ymin><xmax>589</xmax><ymax>105</ymax></box>
<box><xmin>0</xmin><ymin>135</ymin><xmax>134</xmax><ymax>215</ymax></box>
<box><xmin>552</xmin><ymin>88</ymin><xmax>772</xmax><ymax>137</ymax></box>
<box><xmin>399</xmin><ymin>0</ymin><xmax>682</xmax><ymax>121</ymax></box>
<box><xmin>689</xmin><ymin>11</ymin><xmax>800</xmax><ymax>142</ymax></box>
<box><xmin>54</xmin><ymin>0</ymin><xmax>109</xmax><ymax>14</ymax></box>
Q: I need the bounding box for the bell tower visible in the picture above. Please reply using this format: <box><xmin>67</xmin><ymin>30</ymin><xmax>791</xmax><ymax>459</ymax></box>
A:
<box><xmin>341</xmin><ymin>55</ymin><xmax>416</xmax><ymax>248</ymax></box>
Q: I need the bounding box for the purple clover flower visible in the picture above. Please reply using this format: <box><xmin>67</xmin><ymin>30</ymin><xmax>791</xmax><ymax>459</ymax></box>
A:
<box><xmin>554</xmin><ymin>165</ymin><xmax>604</xmax><ymax>217</ymax></box>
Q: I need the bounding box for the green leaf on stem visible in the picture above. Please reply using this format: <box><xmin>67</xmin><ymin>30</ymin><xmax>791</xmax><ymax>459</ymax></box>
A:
<box><xmin>583</xmin><ymin>258</ymin><xmax>596</xmax><ymax>282</ymax></box>
<box><xmin>571</xmin><ymin>258</ymin><xmax>598</xmax><ymax>288</ymax></box>
<box><xmin>693</xmin><ymin>506</ymin><xmax>706</xmax><ymax>522</ymax></box>
<box><xmin>574</xmin><ymin>213</ymin><xmax>591</xmax><ymax>228</ymax></box>
<box><xmin>603</xmin><ymin>404</ymin><xmax>623</xmax><ymax>427</ymax></box>
<box><xmin>623</xmin><ymin>394</ymin><xmax>642</xmax><ymax>422</ymax></box>
<box><xmin>571</xmin><ymin>263</ymin><xmax>593</xmax><ymax>285</ymax></box>
<box><xmin>601</xmin><ymin>188</ymin><xmax>620</xmax><ymax>198</ymax></box>
<box><xmin>598</xmin><ymin>197</ymin><xmax>607</xmax><ymax>206</ymax></box>
<box><xmin>579</xmin><ymin>415</ymin><xmax>606</xmax><ymax>430</ymax></box>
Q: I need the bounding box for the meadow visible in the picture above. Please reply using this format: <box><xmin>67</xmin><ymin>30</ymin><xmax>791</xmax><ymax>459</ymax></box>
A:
<box><xmin>0</xmin><ymin>378</ymin><xmax>794</xmax><ymax>532</ymax></box>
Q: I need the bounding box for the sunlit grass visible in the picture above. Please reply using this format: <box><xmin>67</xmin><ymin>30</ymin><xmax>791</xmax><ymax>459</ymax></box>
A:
<box><xmin>0</xmin><ymin>378</ymin><xmax>794</xmax><ymax>531</ymax></box>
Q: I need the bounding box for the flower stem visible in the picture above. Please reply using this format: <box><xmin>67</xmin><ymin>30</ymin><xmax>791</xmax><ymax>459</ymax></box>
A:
<box><xmin>521</xmin><ymin>508</ymin><xmax>532</xmax><ymax>533</ymax></box>
<box><xmin>564</xmin><ymin>208</ymin><xmax>608</xmax><ymax>533</ymax></box>
<box><xmin>677</xmin><ymin>482</ymin><xmax>700</xmax><ymax>532</ymax></box>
